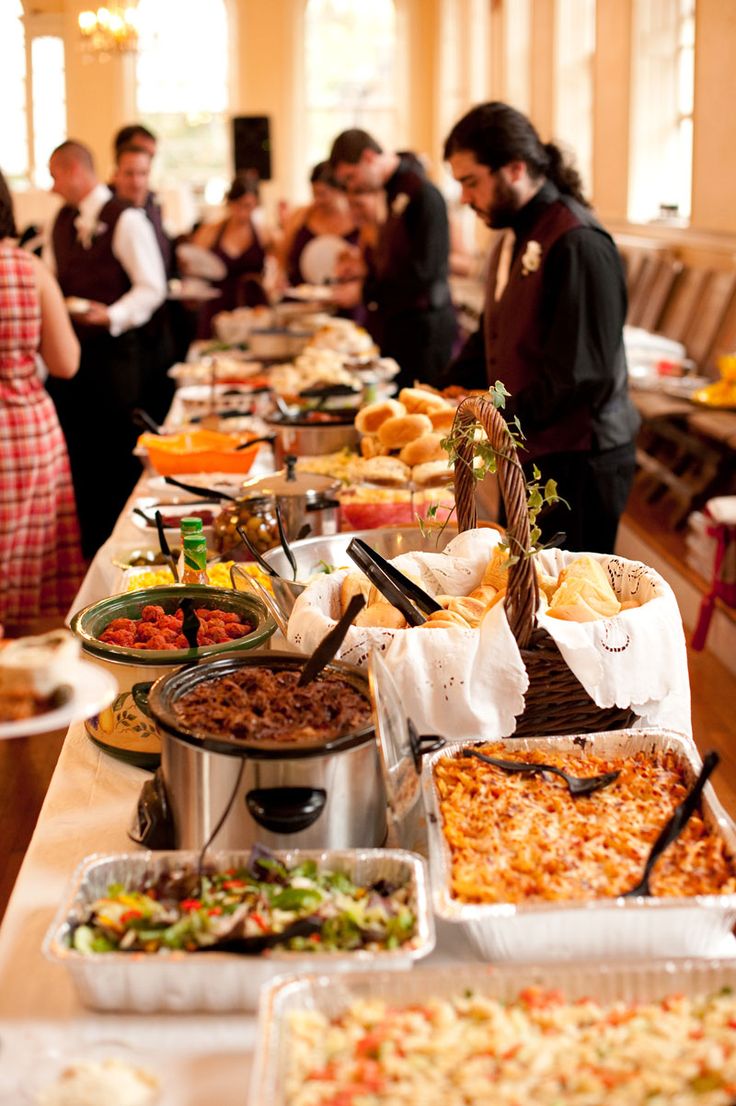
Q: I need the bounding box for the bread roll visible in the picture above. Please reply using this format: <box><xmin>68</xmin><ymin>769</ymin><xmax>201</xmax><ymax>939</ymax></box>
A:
<box><xmin>340</xmin><ymin>572</ymin><xmax>371</xmax><ymax>614</ymax></box>
<box><xmin>354</xmin><ymin>602</ymin><xmax>407</xmax><ymax>629</ymax></box>
<box><xmin>359</xmin><ymin>434</ymin><xmax>381</xmax><ymax>459</ymax></box>
<box><xmin>398</xmin><ymin>387</ymin><xmax>451</xmax><ymax>415</ymax></box>
<box><xmin>468</xmin><ymin>585</ymin><xmax>498</xmax><ymax>606</ymax></box>
<box><xmin>358</xmin><ymin>455</ymin><xmax>411</xmax><ymax>487</ymax></box>
<box><xmin>411</xmin><ymin>459</ymin><xmax>454</xmax><ymax>488</ymax></box>
<box><xmin>429</xmin><ymin>407</ymin><xmax>456</xmax><ymax>435</ymax></box>
<box><xmin>398</xmin><ymin>432</ymin><xmax>447</xmax><ymax>467</ymax></box>
<box><xmin>446</xmin><ymin>596</ymin><xmax>486</xmax><ymax>627</ymax></box>
<box><xmin>537</xmin><ymin>572</ymin><xmax>559</xmax><ymax>602</ymax></box>
<box><xmin>417</xmin><ymin>609</ymin><xmax>471</xmax><ymax>630</ymax></box>
<box><xmin>377</xmin><ymin>413</ymin><xmax>433</xmax><ymax>449</ymax></box>
<box><xmin>548</xmin><ymin>556</ymin><xmax>621</xmax><ymax>622</ymax></box>
<box><xmin>482</xmin><ymin>546</ymin><xmax>509</xmax><ymax>590</ymax></box>
<box><xmin>355</xmin><ymin>398</ymin><xmax>406</xmax><ymax>435</ymax></box>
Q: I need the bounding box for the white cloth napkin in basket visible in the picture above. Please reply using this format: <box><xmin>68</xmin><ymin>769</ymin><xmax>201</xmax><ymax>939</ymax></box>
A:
<box><xmin>287</xmin><ymin>529</ymin><xmax>691</xmax><ymax>739</ymax></box>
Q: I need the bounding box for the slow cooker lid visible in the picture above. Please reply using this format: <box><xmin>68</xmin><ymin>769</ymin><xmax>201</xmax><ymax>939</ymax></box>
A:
<box><xmin>239</xmin><ymin>460</ymin><xmax>339</xmax><ymax>500</ymax></box>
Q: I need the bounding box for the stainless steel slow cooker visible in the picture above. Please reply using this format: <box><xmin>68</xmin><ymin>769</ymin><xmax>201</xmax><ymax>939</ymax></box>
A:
<box><xmin>147</xmin><ymin>651</ymin><xmax>386</xmax><ymax>851</ymax></box>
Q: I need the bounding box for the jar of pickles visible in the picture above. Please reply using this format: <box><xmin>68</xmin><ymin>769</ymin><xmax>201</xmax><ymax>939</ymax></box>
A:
<box><xmin>213</xmin><ymin>494</ymin><xmax>280</xmax><ymax>559</ymax></box>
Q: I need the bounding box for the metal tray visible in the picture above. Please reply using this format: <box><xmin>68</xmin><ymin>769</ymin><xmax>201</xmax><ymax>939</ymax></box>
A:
<box><xmin>250</xmin><ymin>958</ymin><xmax>736</xmax><ymax>1106</ymax></box>
<box><xmin>43</xmin><ymin>848</ymin><xmax>434</xmax><ymax>1013</ymax></box>
<box><xmin>421</xmin><ymin>728</ymin><xmax>736</xmax><ymax>961</ymax></box>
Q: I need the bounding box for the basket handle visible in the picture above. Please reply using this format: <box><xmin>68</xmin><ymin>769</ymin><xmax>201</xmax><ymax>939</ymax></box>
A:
<box><xmin>453</xmin><ymin>394</ymin><xmax>538</xmax><ymax>647</ymax></box>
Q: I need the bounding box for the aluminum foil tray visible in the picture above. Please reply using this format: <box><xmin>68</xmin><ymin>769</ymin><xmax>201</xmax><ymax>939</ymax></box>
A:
<box><xmin>43</xmin><ymin>848</ymin><xmax>434</xmax><ymax>1013</ymax></box>
<box><xmin>249</xmin><ymin>958</ymin><xmax>736</xmax><ymax>1106</ymax></box>
<box><xmin>421</xmin><ymin>727</ymin><xmax>736</xmax><ymax>961</ymax></box>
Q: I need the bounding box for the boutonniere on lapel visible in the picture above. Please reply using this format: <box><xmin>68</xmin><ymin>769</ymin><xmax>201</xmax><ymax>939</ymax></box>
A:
<box><xmin>520</xmin><ymin>240</ymin><xmax>542</xmax><ymax>276</ymax></box>
<box><xmin>391</xmin><ymin>193</ymin><xmax>410</xmax><ymax>217</ymax></box>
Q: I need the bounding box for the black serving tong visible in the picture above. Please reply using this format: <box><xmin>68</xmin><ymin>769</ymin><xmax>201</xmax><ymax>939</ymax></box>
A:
<box><xmin>164</xmin><ymin>475</ymin><xmax>237</xmax><ymax>502</ymax></box>
<box><xmin>234</xmin><ymin>434</ymin><xmax>277</xmax><ymax>452</ymax></box>
<box><xmin>200</xmin><ymin>914</ymin><xmax>323</xmax><ymax>954</ymax></box>
<box><xmin>623</xmin><ymin>751</ymin><xmax>720</xmax><ymax>898</ymax></box>
<box><xmin>154</xmin><ymin>510</ymin><xmax>179</xmax><ymax>583</ymax></box>
<box><xmin>178</xmin><ymin>596</ymin><xmax>202</xmax><ymax>648</ymax></box>
<box><xmin>346</xmin><ymin>537</ymin><xmax>443</xmax><ymax>628</ymax></box>
<box><xmin>276</xmin><ymin>503</ymin><xmax>298</xmax><ymax>581</ymax></box>
<box><xmin>132</xmin><ymin>408</ymin><xmax>164</xmax><ymax>435</ymax></box>
<box><xmin>236</xmin><ymin>525</ymin><xmax>278</xmax><ymax>577</ymax></box>
<box><xmin>466</xmin><ymin>748</ymin><xmax>621</xmax><ymax>797</ymax></box>
<box><xmin>297</xmin><ymin>594</ymin><xmax>366</xmax><ymax>687</ymax></box>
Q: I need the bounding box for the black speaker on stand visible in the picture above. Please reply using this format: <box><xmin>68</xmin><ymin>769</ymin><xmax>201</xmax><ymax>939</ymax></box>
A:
<box><xmin>232</xmin><ymin>115</ymin><xmax>272</xmax><ymax>181</ymax></box>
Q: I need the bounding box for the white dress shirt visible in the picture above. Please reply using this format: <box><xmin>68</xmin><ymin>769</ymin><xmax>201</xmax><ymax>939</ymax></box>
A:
<box><xmin>44</xmin><ymin>183</ymin><xmax>167</xmax><ymax>337</ymax></box>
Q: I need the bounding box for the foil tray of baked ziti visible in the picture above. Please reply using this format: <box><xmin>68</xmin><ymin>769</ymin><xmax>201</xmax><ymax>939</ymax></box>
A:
<box><xmin>43</xmin><ymin>849</ymin><xmax>434</xmax><ymax>1013</ymax></box>
<box><xmin>421</xmin><ymin>728</ymin><xmax>736</xmax><ymax>961</ymax></box>
<box><xmin>249</xmin><ymin>959</ymin><xmax>736</xmax><ymax>1106</ymax></box>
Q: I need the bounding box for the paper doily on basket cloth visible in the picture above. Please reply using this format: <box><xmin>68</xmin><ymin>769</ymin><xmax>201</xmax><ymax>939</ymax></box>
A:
<box><xmin>287</xmin><ymin>528</ymin><xmax>691</xmax><ymax>739</ymax></box>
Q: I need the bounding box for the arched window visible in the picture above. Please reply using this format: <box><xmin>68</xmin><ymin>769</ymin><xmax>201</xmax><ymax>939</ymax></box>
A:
<box><xmin>304</xmin><ymin>0</ymin><xmax>397</xmax><ymax>173</ymax></box>
<box><xmin>135</xmin><ymin>0</ymin><xmax>230</xmax><ymax>195</ymax></box>
<box><xmin>0</xmin><ymin>1</ymin><xmax>28</xmax><ymax>186</ymax></box>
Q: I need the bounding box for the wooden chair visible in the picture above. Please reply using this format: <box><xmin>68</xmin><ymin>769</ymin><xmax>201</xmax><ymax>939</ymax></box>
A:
<box><xmin>627</xmin><ymin>255</ymin><xmax>664</xmax><ymax>327</ymax></box>
<box><xmin>657</xmin><ymin>268</ymin><xmax>711</xmax><ymax>344</ymax></box>
<box><xmin>635</xmin><ymin>258</ymin><xmax>683</xmax><ymax>333</ymax></box>
<box><xmin>681</xmin><ymin>271</ymin><xmax>736</xmax><ymax>372</ymax></box>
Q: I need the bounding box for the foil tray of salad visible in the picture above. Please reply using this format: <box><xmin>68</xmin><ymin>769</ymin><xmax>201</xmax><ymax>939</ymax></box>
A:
<box><xmin>43</xmin><ymin>847</ymin><xmax>434</xmax><ymax>1013</ymax></box>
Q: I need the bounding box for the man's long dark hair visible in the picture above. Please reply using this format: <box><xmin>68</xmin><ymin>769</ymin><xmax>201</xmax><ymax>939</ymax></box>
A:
<box><xmin>444</xmin><ymin>102</ymin><xmax>589</xmax><ymax>207</ymax></box>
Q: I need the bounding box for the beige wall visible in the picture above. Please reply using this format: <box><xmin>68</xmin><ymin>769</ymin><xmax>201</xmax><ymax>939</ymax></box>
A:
<box><xmin>18</xmin><ymin>0</ymin><xmax>736</xmax><ymax>243</ymax></box>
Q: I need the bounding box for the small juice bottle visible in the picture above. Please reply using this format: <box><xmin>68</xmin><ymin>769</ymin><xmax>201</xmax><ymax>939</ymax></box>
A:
<box><xmin>182</xmin><ymin>534</ymin><xmax>208</xmax><ymax>585</ymax></box>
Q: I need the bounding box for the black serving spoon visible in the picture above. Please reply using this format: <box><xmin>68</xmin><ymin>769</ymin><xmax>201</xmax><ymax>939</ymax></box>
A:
<box><xmin>132</xmin><ymin>408</ymin><xmax>164</xmax><ymax>435</ymax></box>
<box><xmin>164</xmin><ymin>475</ymin><xmax>237</xmax><ymax>502</ymax></box>
<box><xmin>200</xmin><ymin>913</ymin><xmax>324</xmax><ymax>954</ymax></box>
<box><xmin>154</xmin><ymin>509</ymin><xmax>179</xmax><ymax>583</ymax></box>
<box><xmin>466</xmin><ymin>748</ymin><xmax>621</xmax><ymax>797</ymax></box>
<box><xmin>297</xmin><ymin>593</ymin><xmax>366</xmax><ymax>687</ymax></box>
<box><xmin>234</xmin><ymin>434</ymin><xmax>277</xmax><ymax>452</ymax></box>
<box><xmin>623</xmin><ymin>751</ymin><xmax>720</xmax><ymax>898</ymax></box>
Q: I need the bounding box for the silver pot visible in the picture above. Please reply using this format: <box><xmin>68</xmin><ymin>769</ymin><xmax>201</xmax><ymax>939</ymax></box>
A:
<box><xmin>147</xmin><ymin>652</ymin><xmax>386</xmax><ymax>851</ymax></box>
<box><xmin>238</xmin><ymin>460</ymin><xmax>340</xmax><ymax>542</ymax></box>
<box><xmin>266</xmin><ymin>414</ymin><xmax>358</xmax><ymax>465</ymax></box>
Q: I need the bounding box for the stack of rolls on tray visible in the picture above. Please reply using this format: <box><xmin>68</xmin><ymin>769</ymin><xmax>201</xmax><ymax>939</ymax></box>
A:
<box><xmin>339</xmin><ymin>547</ymin><xmax>648</xmax><ymax>630</ymax></box>
<box><xmin>354</xmin><ymin>387</ymin><xmax>457</xmax><ymax>489</ymax></box>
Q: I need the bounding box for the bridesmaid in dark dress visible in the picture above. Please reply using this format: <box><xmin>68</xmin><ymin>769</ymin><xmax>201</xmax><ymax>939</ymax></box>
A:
<box><xmin>279</xmin><ymin>162</ymin><xmax>358</xmax><ymax>288</ymax></box>
<box><xmin>190</xmin><ymin>176</ymin><xmax>270</xmax><ymax>338</ymax></box>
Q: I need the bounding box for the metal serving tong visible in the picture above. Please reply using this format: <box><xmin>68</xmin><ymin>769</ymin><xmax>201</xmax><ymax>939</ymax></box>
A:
<box><xmin>466</xmin><ymin>748</ymin><xmax>621</xmax><ymax>797</ymax></box>
<box><xmin>346</xmin><ymin>538</ymin><xmax>443</xmax><ymax>627</ymax></box>
<box><xmin>623</xmin><ymin>750</ymin><xmax>720</xmax><ymax>898</ymax></box>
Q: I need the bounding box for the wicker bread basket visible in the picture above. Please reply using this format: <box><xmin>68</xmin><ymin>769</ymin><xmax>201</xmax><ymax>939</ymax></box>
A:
<box><xmin>453</xmin><ymin>394</ymin><xmax>635</xmax><ymax>738</ymax></box>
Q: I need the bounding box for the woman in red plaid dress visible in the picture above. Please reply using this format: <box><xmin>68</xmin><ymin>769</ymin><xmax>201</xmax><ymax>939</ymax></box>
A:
<box><xmin>0</xmin><ymin>170</ymin><xmax>84</xmax><ymax>634</ymax></box>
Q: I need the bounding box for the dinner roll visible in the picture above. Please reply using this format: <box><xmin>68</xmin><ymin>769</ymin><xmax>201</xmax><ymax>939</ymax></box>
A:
<box><xmin>482</xmin><ymin>546</ymin><xmax>509</xmax><ymax>591</ymax></box>
<box><xmin>355</xmin><ymin>398</ymin><xmax>406</xmax><ymax>435</ymax></box>
<box><xmin>417</xmin><ymin>609</ymin><xmax>471</xmax><ymax>630</ymax></box>
<box><xmin>378</xmin><ymin>413</ymin><xmax>433</xmax><ymax>449</ymax></box>
<box><xmin>359</xmin><ymin>434</ymin><xmax>381</xmax><ymax>459</ymax></box>
<box><xmin>446</xmin><ymin>596</ymin><xmax>486</xmax><ymax>627</ymax></box>
<box><xmin>398</xmin><ymin>387</ymin><xmax>451</xmax><ymax>415</ymax></box>
<box><xmin>411</xmin><ymin>459</ymin><xmax>454</xmax><ymax>488</ymax></box>
<box><xmin>468</xmin><ymin>585</ymin><xmax>498</xmax><ymax>606</ymax></box>
<box><xmin>354</xmin><ymin>602</ymin><xmax>407</xmax><ymax>629</ymax></box>
<box><xmin>358</xmin><ymin>455</ymin><xmax>411</xmax><ymax>486</ymax></box>
<box><xmin>340</xmin><ymin>572</ymin><xmax>371</xmax><ymax>614</ymax></box>
<box><xmin>429</xmin><ymin>407</ymin><xmax>456</xmax><ymax>435</ymax></box>
<box><xmin>398</xmin><ymin>432</ymin><xmax>447</xmax><ymax>467</ymax></box>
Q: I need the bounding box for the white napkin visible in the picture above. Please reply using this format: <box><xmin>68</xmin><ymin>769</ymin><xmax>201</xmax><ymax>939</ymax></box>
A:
<box><xmin>287</xmin><ymin>530</ymin><xmax>692</xmax><ymax>739</ymax></box>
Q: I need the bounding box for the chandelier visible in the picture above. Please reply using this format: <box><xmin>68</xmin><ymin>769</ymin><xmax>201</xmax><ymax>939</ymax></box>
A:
<box><xmin>78</xmin><ymin>4</ymin><xmax>139</xmax><ymax>56</ymax></box>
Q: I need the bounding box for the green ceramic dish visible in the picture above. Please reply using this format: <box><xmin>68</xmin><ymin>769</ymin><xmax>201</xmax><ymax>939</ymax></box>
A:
<box><xmin>70</xmin><ymin>585</ymin><xmax>276</xmax><ymax>768</ymax></box>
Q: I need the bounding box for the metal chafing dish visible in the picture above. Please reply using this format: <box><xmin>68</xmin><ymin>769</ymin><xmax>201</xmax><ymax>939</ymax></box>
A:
<box><xmin>43</xmin><ymin>849</ymin><xmax>435</xmax><ymax>1013</ymax></box>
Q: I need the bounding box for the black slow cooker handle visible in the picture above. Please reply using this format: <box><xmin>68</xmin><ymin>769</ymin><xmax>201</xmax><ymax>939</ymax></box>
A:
<box><xmin>408</xmin><ymin>719</ymin><xmax>445</xmax><ymax>771</ymax></box>
<box><xmin>245</xmin><ymin>787</ymin><xmax>327</xmax><ymax>834</ymax></box>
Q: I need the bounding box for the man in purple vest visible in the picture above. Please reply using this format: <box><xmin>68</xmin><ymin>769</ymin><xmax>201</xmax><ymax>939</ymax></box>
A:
<box><xmin>443</xmin><ymin>103</ymin><xmax>639</xmax><ymax>554</ymax></box>
<box><xmin>44</xmin><ymin>139</ymin><xmax>166</xmax><ymax>557</ymax></box>
<box><xmin>329</xmin><ymin>129</ymin><xmax>456</xmax><ymax>390</ymax></box>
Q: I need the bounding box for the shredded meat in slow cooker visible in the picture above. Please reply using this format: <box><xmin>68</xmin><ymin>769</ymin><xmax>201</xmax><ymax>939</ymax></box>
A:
<box><xmin>172</xmin><ymin>667</ymin><xmax>372</xmax><ymax>745</ymax></box>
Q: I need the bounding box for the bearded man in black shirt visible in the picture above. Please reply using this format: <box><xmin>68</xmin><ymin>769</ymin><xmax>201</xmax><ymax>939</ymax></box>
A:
<box><xmin>443</xmin><ymin>102</ymin><xmax>639</xmax><ymax>554</ymax></box>
<box><xmin>329</xmin><ymin>129</ymin><xmax>456</xmax><ymax>389</ymax></box>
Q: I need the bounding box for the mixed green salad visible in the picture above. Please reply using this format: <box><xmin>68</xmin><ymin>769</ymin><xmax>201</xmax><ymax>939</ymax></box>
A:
<box><xmin>70</xmin><ymin>852</ymin><xmax>416</xmax><ymax>955</ymax></box>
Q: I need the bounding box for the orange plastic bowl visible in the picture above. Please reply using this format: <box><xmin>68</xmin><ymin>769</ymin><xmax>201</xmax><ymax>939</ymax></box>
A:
<box><xmin>137</xmin><ymin>430</ymin><xmax>263</xmax><ymax>475</ymax></box>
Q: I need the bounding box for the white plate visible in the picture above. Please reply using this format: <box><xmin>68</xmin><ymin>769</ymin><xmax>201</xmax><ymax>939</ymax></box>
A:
<box><xmin>131</xmin><ymin>498</ymin><xmax>218</xmax><ymax>543</ymax></box>
<box><xmin>286</xmin><ymin>284</ymin><xmax>335</xmax><ymax>302</ymax></box>
<box><xmin>175</xmin><ymin>244</ymin><xmax>228</xmax><ymax>281</ymax></box>
<box><xmin>299</xmin><ymin>234</ymin><xmax>348</xmax><ymax>284</ymax></box>
<box><xmin>0</xmin><ymin>661</ymin><xmax>117</xmax><ymax>740</ymax></box>
<box><xmin>65</xmin><ymin>296</ymin><xmax>91</xmax><ymax>316</ymax></box>
<box><xmin>167</xmin><ymin>278</ymin><xmax>221</xmax><ymax>302</ymax></box>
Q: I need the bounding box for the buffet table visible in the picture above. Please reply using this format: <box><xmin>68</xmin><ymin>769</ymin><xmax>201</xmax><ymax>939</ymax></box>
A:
<box><xmin>0</xmin><ymin>470</ymin><xmax>475</xmax><ymax>1105</ymax></box>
